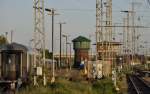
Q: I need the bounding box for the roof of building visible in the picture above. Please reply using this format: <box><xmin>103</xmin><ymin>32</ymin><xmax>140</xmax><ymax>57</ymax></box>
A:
<box><xmin>72</xmin><ymin>36</ymin><xmax>91</xmax><ymax>42</ymax></box>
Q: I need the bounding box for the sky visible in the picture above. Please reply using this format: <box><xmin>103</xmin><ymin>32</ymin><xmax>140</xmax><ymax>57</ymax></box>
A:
<box><xmin>0</xmin><ymin>0</ymin><xmax>150</xmax><ymax>54</ymax></box>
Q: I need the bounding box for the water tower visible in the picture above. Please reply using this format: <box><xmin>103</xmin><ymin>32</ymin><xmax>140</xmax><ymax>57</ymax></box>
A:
<box><xmin>72</xmin><ymin>36</ymin><xmax>91</xmax><ymax>68</ymax></box>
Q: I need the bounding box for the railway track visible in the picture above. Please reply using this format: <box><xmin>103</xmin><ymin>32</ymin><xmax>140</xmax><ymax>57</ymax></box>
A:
<box><xmin>128</xmin><ymin>74</ymin><xmax>150</xmax><ymax>94</ymax></box>
<box><xmin>0</xmin><ymin>80</ymin><xmax>16</xmax><ymax>94</ymax></box>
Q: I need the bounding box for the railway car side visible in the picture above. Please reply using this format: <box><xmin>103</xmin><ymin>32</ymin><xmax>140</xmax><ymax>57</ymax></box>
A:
<box><xmin>0</xmin><ymin>43</ymin><xmax>30</xmax><ymax>83</ymax></box>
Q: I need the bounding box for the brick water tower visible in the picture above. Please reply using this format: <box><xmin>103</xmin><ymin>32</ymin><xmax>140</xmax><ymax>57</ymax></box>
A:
<box><xmin>72</xmin><ymin>36</ymin><xmax>91</xmax><ymax>68</ymax></box>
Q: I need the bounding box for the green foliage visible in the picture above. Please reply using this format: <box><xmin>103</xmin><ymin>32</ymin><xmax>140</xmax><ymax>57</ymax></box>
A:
<box><xmin>41</xmin><ymin>49</ymin><xmax>53</xmax><ymax>59</ymax></box>
<box><xmin>92</xmin><ymin>79</ymin><xmax>117</xmax><ymax>94</ymax></box>
<box><xmin>0</xmin><ymin>35</ymin><xmax>8</xmax><ymax>45</ymax></box>
<box><xmin>45</xmin><ymin>49</ymin><xmax>53</xmax><ymax>59</ymax></box>
<box><xmin>16</xmin><ymin>78</ymin><xmax>116</xmax><ymax>94</ymax></box>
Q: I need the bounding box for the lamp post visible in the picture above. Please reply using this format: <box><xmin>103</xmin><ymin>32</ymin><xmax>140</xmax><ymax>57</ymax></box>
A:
<box><xmin>144</xmin><ymin>41</ymin><xmax>148</xmax><ymax>69</ymax></box>
<box><xmin>11</xmin><ymin>30</ymin><xmax>13</xmax><ymax>43</ymax></box>
<box><xmin>121</xmin><ymin>10</ymin><xmax>133</xmax><ymax>70</ymax></box>
<box><xmin>62</xmin><ymin>34</ymin><xmax>67</xmax><ymax>67</ymax></box>
<box><xmin>45</xmin><ymin>8</ymin><xmax>57</xmax><ymax>83</ymax></box>
<box><xmin>62</xmin><ymin>34</ymin><xmax>70</xmax><ymax>71</ymax></box>
<box><xmin>67</xmin><ymin>42</ymin><xmax>72</xmax><ymax>70</ymax></box>
<box><xmin>58</xmin><ymin>22</ymin><xmax>66</xmax><ymax>68</ymax></box>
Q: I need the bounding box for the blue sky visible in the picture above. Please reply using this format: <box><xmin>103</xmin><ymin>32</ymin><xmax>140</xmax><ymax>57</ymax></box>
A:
<box><xmin>0</xmin><ymin>0</ymin><xmax>150</xmax><ymax>53</ymax></box>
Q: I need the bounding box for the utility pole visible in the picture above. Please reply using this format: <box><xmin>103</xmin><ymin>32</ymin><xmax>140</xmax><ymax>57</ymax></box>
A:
<box><xmin>144</xmin><ymin>41</ymin><xmax>148</xmax><ymax>69</ymax></box>
<box><xmin>63</xmin><ymin>42</ymin><xmax>65</xmax><ymax>66</ymax></box>
<box><xmin>11</xmin><ymin>30</ymin><xmax>13</xmax><ymax>43</ymax></box>
<box><xmin>33</xmin><ymin>0</ymin><xmax>46</xmax><ymax>86</ymax></box>
<box><xmin>131</xmin><ymin>1</ymin><xmax>141</xmax><ymax>63</ymax></box>
<box><xmin>123</xmin><ymin>18</ymin><xmax>126</xmax><ymax>65</ymax></box>
<box><xmin>69</xmin><ymin>43</ymin><xmax>71</xmax><ymax>70</ymax></box>
<box><xmin>51</xmin><ymin>8</ymin><xmax>55</xmax><ymax>83</ymax></box>
<box><xmin>121</xmin><ymin>10</ymin><xmax>133</xmax><ymax>68</ymax></box>
<box><xmin>131</xmin><ymin>2</ymin><xmax>135</xmax><ymax>64</ymax></box>
<box><xmin>45</xmin><ymin>8</ymin><xmax>58</xmax><ymax>83</ymax></box>
<box><xmin>67</xmin><ymin>42</ymin><xmax>72</xmax><ymax>70</ymax></box>
<box><xmin>136</xmin><ymin>16</ymin><xmax>142</xmax><ymax>55</ymax></box>
<box><xmin>104</xmin><ymin>0</ymin><xmax>112</xmax><ymax>77</ymax></box>
<box><xmin>105</xmin><ymin>0</ymin><xmax>112</xmax><ymax>62</ymax></box>
<box><xmin>58</xmin><ymin>22</ymin><xmax>66</xmax><ymax>68</ymax></box>
<box><xmin>126</xmin><ymin>11</ymin><xmax>130</xmax><ymax>67</ymax></box>
<box><xmin>62</xmin><ymin>34</ymin><xmax>69</xmax><ymax>71</ymax></box>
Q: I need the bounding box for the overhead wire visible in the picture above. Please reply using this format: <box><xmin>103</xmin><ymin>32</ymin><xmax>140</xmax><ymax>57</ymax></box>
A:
<box><xmin>57</xmin><ymin>8</ymin><xmax>95</xmax><ymax>12</ymax></box>
<box><xmin>56</xmin><ymin>8</ymin><xmax>150</xmax><ymax>13</ymax></box>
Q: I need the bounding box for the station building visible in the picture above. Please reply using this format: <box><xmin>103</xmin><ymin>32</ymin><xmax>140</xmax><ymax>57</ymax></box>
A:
<box><xmin>96</xmin><ymin>41</ymin><xmax>122</xmax><ymax>77</ymax></box>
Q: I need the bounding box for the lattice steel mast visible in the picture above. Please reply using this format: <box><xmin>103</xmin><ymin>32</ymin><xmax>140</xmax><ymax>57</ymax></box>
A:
<box><xmin>96</xmin><ymin>0</ymin><xmax>102</xmax><ymax>43</ymax></box>
<box><xmin>33</xmin><ymin>0</ymin><xmax>46</xmax><ymax>86</ymax></box>
<box><xmin>96</xmin><ymin>0</ymin><xmax>103</xmax><ymax>77</ymax></box>
<box><xmin>106</xmin><ymin>0</ymin><xmax>112</xmax><ymax>61</ymax></box>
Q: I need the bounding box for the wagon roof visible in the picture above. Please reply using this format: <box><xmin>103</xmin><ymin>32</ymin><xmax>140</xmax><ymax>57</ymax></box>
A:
<box><xmin>0</xmin><ymin>42</ymin><xmax>28</xmax><ymax>51</ymax></box>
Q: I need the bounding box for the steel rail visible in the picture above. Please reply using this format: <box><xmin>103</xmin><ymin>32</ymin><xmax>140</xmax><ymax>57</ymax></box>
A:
<box><xmin>129</xmin><ymin>76</ymin><xmax>140</xmax><ymax>94</ymax></box>
<box><xmin>129</xmin><ymin>75</ymin><xmax>150</xmax><ymax>94</ymax></box>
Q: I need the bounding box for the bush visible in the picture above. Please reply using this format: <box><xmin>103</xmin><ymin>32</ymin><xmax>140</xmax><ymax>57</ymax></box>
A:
<box><xmin>17</xmin><ymin>78</ymin><xmax>116</xmax><ymax>94</ymax></box>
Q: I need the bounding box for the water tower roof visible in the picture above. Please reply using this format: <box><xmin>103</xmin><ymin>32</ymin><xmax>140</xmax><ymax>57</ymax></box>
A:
<box><xmin>72</xmin><ymin>36</ymin><xmax>91</xmax><ymax>42</ymax></box>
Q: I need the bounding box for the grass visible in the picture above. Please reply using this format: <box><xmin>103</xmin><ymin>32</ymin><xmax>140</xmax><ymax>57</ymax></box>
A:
<box><xmin>92</xmin><ymin>79</ymin><xmax>116</xmax><ymax>94</ymax></box>
<box><xmin>16</xmin><ymin>78</ymin><xmax>116</xmax><ymax>94</ymax></box>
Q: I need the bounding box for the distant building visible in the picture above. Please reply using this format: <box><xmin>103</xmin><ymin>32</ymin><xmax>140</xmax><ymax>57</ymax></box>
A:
<box><xmin>97</xmin><ymin>41</ymin><xmax>122</xmax><ymax>60</ymax></box>
<box><xmin>72</xmin><ymin>36</ymin><xmax>91</xmax><ymax>68</ymax></box>
<box><xmin>97</xmin><ymin>41</ymin><xmax>122</xmax><ymax>77</ymax></box>
<box><xmin>54</xmin><ymin>54</ymin><xmax>74</xmax><ymax>67</ymax></box>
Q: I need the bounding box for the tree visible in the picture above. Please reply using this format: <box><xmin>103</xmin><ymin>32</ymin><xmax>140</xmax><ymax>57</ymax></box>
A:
<box><xmin>0</xmin><ymin>35</ymin><xmax>8</xmax><ymax>45</ymax></box>
<box><xmin>41</xmin><ymin>49</ymin><xmax>52</xmax><ymax>59</ymax></box>
<box><xmin>45</xmin><ymin>49</ymin><xmax>53</xmax><ymax>59</ymax></box>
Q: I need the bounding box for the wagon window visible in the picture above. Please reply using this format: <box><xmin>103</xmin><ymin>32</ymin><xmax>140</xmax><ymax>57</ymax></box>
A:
<box><xmin>8</xmin><ymin>58</ymin><xmax>11</xmax><ymax>64</ymax></box>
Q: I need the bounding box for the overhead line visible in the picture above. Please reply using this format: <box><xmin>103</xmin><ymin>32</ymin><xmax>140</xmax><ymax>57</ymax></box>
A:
<box><xmin>57</xmin><ymin>8</ymin><xmax>150</xmax><ymax>13</ymax></box>
<box><xmin>97</xmin><ymin>25</ymin><xmax>150</xmax><ymax>28</ymax></box>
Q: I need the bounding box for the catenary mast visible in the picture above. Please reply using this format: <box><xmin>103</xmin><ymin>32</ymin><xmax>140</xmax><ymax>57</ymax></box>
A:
<box><xmin>33</xmin><ymin>0</ymin><xmax>46</xmax><ymax>86</ymax></box>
